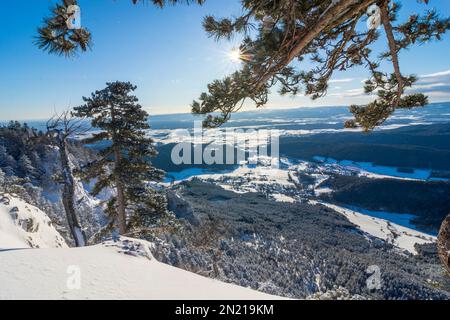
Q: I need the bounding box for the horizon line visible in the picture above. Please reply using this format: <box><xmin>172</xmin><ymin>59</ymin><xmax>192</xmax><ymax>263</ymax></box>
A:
<box><xmin>1</xmin><ymin>101</ymin><xmax>449</xmax><ymax>123</ymax></box>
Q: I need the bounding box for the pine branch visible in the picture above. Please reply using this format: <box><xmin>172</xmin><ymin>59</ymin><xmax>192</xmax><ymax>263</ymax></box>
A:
<box><xmin>380</xmin><ymin>0</ymin><xmax>403</xmax><ymax>104</ymax></box>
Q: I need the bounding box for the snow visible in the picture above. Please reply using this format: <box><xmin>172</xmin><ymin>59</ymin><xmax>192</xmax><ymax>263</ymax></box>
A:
<box><xmin>314</xmin><ymin>187</ymin><xmax>333</xmax><ymax>195</ymax></box>
<box><xmin>157</xmin><ymin>126</ymin><xmax>276</xmax><ymax>150</ymax></box>
<box><xmin>151</xmin><ymin>122</ymin><xmax>423</xmax><ymax>146</ymax></box>
<box><xmin>272</xmin><ymin>193</ymin><xmax>296</xmax><ymax>203</ymax></box>
<box><xmin>0</xmin><ymin>195</ymin><xmax>283</xmax><ymax>300</ymax></box>
<box><xmin>204</xmin><ymin>165</ymin><xmax>294</xmax><ymax>194</ymax></box>
<box><xmin>170</xmin><ymin>164</ymin><xmax>295</xmax><ymax>193</ymax></box>
<box><xmin>0</xmin><ymin>194</ymin><xmax>67</xmax><ymax>250</ymax></box>
<box><xmin>313</xmin><ymin>156</ymin><xmax>440</xmax><ymax>181</ymax></box>
<box><xmin>165</xmin><ymin>168</ymin><xmax>234</xmax><ymax>182</ymax></box>
<box><xmin>343</xmin><ymin>206</ymin><xmax>423</xmax><ymax>232</ymax></box>
<box><xmin>0</xmin><ymin>237</ymin><xmax>283</xmax><ymax>300</ymax></box>
<box><xmin>311</xmin><ymin>201</ymin><xmax>435</xmax><ymax>254</ymax></box>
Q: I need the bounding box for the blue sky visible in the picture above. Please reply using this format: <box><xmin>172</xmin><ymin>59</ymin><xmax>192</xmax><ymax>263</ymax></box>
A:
<box><xmin>0</xmin><ymin>0</ymin><xmax>450</xmax><ymax>120</ymax></box>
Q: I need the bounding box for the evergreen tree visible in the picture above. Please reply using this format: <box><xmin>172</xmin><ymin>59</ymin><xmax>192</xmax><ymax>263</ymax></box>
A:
<box><xmin>0</xmin><ymin>168</ymin><xmax>5</xmax><ymax>190</ymax></box>
<box><xmin>191</xmin><ymin>0</ymin><xmax>450</xmax><ymax>130</ymax></box>
<box><xmin>36</xmin><ymin>0</ymin><xmax>204</xmax><ymax>57</ymax></box>
<box><xmin>0</xmin><ymin>145</ymin><xmax>17</xmax><ymax>176</ymax></box>
<box><xmin>18</xmin><ymin>154</ymin><xmax>37</xmax><ymax>178</ymax></box>
<box><xmin>73</xmin><ymin>81</ymin><xmax>166</xmax><ymax>235</ymax></box>
<box><xmin>1</xmin><ymin>166</ymin><xmax>15</xmax><ymax>178</ymax></box>
<box><xmin>7</xmin><ymin>121</ymin><xmax>21</xmax><ymax>130</ymax></box>
<box><xmin>36</xmin><ymin>1</ymin><xmax>449</xmax><ymax>130</ymax></box>
<box><xmin>0</xmin><ymin>145</ymin><xmax>11</xmax><ymax>167</ymax></box>
<box><xmin>35</xmin><ymin>0</ymin><xmax>91</xmax><ymax>57</ymax></box>
<box><xmin>29</xmin><ymin>151</ymin><xmax>42</xmax><ymax>172</ymax></box>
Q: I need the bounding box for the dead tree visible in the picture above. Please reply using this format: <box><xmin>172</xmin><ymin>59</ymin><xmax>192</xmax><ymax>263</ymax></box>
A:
<box><xmin>47</xmin><ymin>111</ymin><xmax>87</xmax><ymax>247</ymax></box>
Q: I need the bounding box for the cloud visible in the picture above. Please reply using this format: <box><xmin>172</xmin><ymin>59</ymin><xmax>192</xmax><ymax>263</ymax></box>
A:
<box><xmin>407</xmin><ymin>82</ymin><xmax>450</xmax><ymax>96</ymax></box>
<box><xmin>423</xmin><ymin>91</ymin><xmax>450</xmax><ymax>101</ymax></box>
<box><xmin>419</xmin><ymin>70</ymin><xmax>450</xmax><ymax>78</ymax></box>
<box><xmin>426</xmin><ymin>91</ymin><xmax>450</xmax><ymax>97</ymax></box>
<box><xmin>328</xmin><ymin>88</ymin><xmax>371</xmax><ymax>98</ymax></box>
<box><xmin>406</xmin><ymin>80</ymin><xmax>450</xmax><ymax>102</ymax></box>
<box><xmin>328</xmin><ymin>78</ymin><xmax>354</xmax><ymax>84</ymax></box>
<box><xmin>343</xmin><ymin>88</ymin><xmax>366</xmax><ymax>97</ymax></box>
<box><xmin>409</xmin><ymin>71</ymin><xmax>450</xmax><ymax>101</ymax></box>
<box><xmin>412</xmin><ymin>82</ymin><xmax>450</xmax><ymax>90</ymax></box>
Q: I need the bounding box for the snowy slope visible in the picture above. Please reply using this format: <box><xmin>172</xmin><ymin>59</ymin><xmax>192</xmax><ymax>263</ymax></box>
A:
<box><xmin>0</xmin><ymin>195</ymin><xmax>282</xmax><ymax>299</ymax></box>
<box><xmin>311</xmin><ymin>201</ymin><xmax>435</xmax><ymax>254</ymax></box>
<box><xmin>0</xmin><ymin>238</ymin><xmax>282</xmax><ymax>300</ymax></box>
<box><xmin>0</xmin><ymin>194</ymin><xmax>67</xmax><ymax>249</ymax></box>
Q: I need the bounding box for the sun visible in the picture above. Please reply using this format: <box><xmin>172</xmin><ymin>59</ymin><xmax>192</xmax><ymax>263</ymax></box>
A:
<box><xmin>228</xmin><ymin>48</ymin><xmax>242</xmax><ymax>63</ymax></box>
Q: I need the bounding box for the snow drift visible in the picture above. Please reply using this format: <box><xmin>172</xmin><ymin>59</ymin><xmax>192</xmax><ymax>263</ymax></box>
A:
<box><xmin>0</xmin><ymin>237</ymin><xmax>281</xmax><ymax>300</ymax></box>
<box><xmin>0</xmin><ymin>194</ymin><xmax>280</xmax><ymax>300</ymax></box>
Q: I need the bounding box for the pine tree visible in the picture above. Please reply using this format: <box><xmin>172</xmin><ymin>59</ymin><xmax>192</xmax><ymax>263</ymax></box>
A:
<box><xmin>73</xmin><ymin>81</ymin><xmax>166</xmax><ymax>236</ymax></box>
<box><xmin>35</xmin><ymin>0</ymin><xmax>91</xmax><ymax>57</ymax></box>
<box><xmin>36</xmin><ymin>1</ymin><xmax>449</xmax><ymax>130</ymax></box>
<box><xmin>0</xmin><ymin>145</ymin><xmax>12</xmax><ymax>169</ymax></box>
<box><xmin>191</xmin><ymin>0</ymin><xmax>450</xmax><ymax>130</ymax></box>
<box><xmin>0</xmin><ymin>168</ymin><xmax>5</xmax><ymax>190</ymax></box>
<box><xmin>36</xmin><ymin>0</ymin><xmax>204</xmax><ymax>57</ymax></box>
<box><xmin>1</xmin><ymin>165</ymin><xmax>15</xmax><ymax>178</ymax></box>
<box><xmin>18</xmin><ymin>154</ymin><xmax>37</xmax><ymax>178</ymax></box>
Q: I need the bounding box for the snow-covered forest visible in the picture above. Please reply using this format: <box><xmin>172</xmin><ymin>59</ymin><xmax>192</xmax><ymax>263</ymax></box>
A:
<box><xmin>1</xmin><ymin>119</ymin><xmax>450</xmax><ymax>300</ymax></box>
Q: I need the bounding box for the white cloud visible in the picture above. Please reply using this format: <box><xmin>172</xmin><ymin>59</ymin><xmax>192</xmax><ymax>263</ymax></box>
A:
<box><xmin>343</xmin><ymin>88</ymin><xmax>367</xmax><ymax>97</ymax></box>
<box><xmin>412</xmin><ymin>82</ymin><xmax>449</xmax><ymax>90</ymax></box>
<box><xmin>419</xmin><ymin>70</ymin><xmax>450</xmax><ymax>78</ymax></box>
<box><xmin>423</xmin><ymin>91</ymin><xmax>450</xmax><ymax>98</ymax></box>
<box><xmin>328</xmin><ymin>78</ymin><xmax>354</xmax><ymax>84</ymax></box>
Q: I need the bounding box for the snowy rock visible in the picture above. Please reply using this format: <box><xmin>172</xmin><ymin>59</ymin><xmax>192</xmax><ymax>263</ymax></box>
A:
<box><xmin>167</xmin><ymin>189</ymin><xmax>199</xmax><ymax>225</ymax></box>
<box><xmin>0</xmin><ymin>193</ymin><xmax>67</xmax><ymax>249</ymax></box>
<box><xmin>308</xmin><ymin>287</ymin><xmax>367</xmax><ymax>300</ymax></box>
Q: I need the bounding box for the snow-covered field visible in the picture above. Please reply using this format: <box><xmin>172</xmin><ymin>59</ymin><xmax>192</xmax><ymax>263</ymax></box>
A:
<box><xmin>311</xmin><ymin>201</ymin><xmax>436</xmax><ymax>254</ymax></box>
<box><xmin>313</xmin><ymin>156</ymin><xmax>438</xmax><ymax>181</ymax></box>
<box><xmin>165</xmin><ymin>161</ymin><xmax>437</xmax><ymax>255</ymax></box>
<box><xmin>151</xmin><ymin>120</ymin><xmax>434</xmax><ymax>146</ymax></box>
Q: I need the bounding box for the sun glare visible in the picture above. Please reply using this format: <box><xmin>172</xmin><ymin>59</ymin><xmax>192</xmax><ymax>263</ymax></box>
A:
<box><xmin>229</xmin><ymin>48</ymin><xmax>242</xmax><ymax>63</ymax></box>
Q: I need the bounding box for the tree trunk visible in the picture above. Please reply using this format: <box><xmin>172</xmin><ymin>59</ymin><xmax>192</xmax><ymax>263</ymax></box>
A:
<box><xmin>380</xmin><ymin>0</ymin><xmax>404</xmax><ymax>102</ymax></box>
<box><xmin>113</xmin><ymin>145</ymin><xmax>127</xmax><ymax>235</ymax></box>
<box><xmin>110</xmin><ymin>107</ymin><xmax>127</xmax><ymax>235</ymax></box>
<box><xmin>58</xmin><ymin>135</ymin><xmax>86</xmax><ymax>247</ymax></box>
